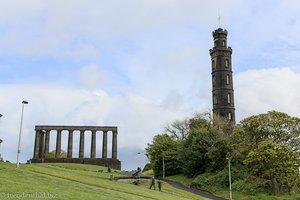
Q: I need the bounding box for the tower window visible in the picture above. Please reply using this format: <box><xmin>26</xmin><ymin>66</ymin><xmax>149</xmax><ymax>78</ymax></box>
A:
<box><xmin>225</xmin><ymin>59</ymin><xmax>229</xmax><ymax>68</ymax></box>
<box><xmin>213</xmin><ymin>94</ymin><xmax>217</xmax><ymax>105</ymax></box>
<box><xmin>212</xmin><ymin>75</ymin><xmax>216</xmax><ymax>86</ymax></box>
<box><xmin>214</xmin><ymin>39</ymin><xmax>218</xmax><ymax>47</ymax></box>
<box><xmin>222</xmin><ymin>40</ymin><xmax>226</xmax><ymax>47</ymax></box>
<box><xmin>226</xmin><ymin>74</ymin><xmax>230</xmax><ymax>85</ymax></box>
<box><xmin>228</xmin><ymin>112</ymin><xmax>232</xmax><ymax>120</ymax></box>
<box><xmin>227</xmin><ymin>93</ymin><xmax>231</xmax><ymax>104</ymax></box>
<box><xmin>212</xmin><ymin>60</ymin><xmax>215</xmax><ymax>69</ymax></box>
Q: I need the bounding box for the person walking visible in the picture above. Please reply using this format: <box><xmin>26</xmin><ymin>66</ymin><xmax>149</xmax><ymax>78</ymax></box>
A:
<box><xmin>157</xmin><ymin>178</ymin><xmax>162</xmax><ymax>191</ymax></box>
<box><xmin>149</xmin><ymin>176</ymin><xmax>156</xmax><ymax>190</ymax></box>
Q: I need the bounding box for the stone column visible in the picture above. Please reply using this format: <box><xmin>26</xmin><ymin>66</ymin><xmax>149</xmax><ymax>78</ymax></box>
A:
<box><xmin>44</xmin><ymin>130</ymin><xmax>50</xmax><ymax>158</ymax></box>
<box><xmin>33</xmin><ymin>130</ymin><xmax>40</xmax><ymax>159</ymax></box>
<box><xmin>39</xmin><ymin>131</ymin><xmax>45</xmax><ymax>158</ymax></box>
<box><xmin>79</xmin><ymin>130</ymin><xmax>85</xmax><ymax>158</ymax></box>
<box><xmin>102</xmin><ymin>131</ymin><xmax>107</xmax><ymax>158</ymax></box>
<box><xmin>67</xmin><ymin>130</ymin><xmax>74</xmax><ymax>158</ymax></box>
<box><xmin>55</xmin><ymin>130</ymin><xmax>62</xmax><ymax>158</ymax></box>
<box><xmin>90</xmin><ymin>130</ymin><xmax>96</xmax><ymax>158</ymax></box>
<box><xmin>112</xmin><ymin>131</ymin><xmax>117</xmax><ymax>159</ymax></box>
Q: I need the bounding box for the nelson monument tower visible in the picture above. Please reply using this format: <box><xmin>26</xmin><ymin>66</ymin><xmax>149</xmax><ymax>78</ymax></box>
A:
<box><xmin>209</xmin><ymin>28</ymin><xmax>235</xmax><ymax>124</ymax></box>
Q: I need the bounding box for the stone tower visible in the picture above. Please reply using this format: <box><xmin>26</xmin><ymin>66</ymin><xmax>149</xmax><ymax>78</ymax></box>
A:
<box><xmin>209</xmin><ymin>28</ymin><xmax>235</xmax><ymax>124</ymax></box>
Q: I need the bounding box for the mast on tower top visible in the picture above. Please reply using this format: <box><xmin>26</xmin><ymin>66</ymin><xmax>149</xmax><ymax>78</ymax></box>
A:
<box><xmin>217</xmin><ymin>9</ymin><xmax>221</xmax><ymax>28</ymax></box>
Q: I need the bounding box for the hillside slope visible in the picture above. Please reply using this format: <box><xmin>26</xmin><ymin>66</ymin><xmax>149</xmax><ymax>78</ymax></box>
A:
<box><xmin>0</xmin><ymin>162</ymin><xmax>206</xmax><ymax>200</ymax></box>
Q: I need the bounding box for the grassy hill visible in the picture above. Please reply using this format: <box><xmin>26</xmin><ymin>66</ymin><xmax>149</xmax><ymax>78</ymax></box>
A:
<box><xmin>0</xmin><ymin>162</ymin><xmax>206</xmax><ymax>200</ymax></box>
<box><xmin>166</xmin><ymin>174</ymin><xmax>300</xmax><ymax>200</ymax></box>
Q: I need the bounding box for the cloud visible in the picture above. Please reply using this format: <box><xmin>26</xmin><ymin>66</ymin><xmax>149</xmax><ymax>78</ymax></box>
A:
<box><xmin>235</xmin><ymin>67</ymin><xmax>300</xmax><ymax>121</ymax></box>
<box><xmin>1</xmin><ymin>67</ymin><xmax>298</xmax><ymax>169</ymax></box>
<box><xmin>76</xmin><ymin>64</ymin><xmax>107</xmax><ymax>89</ymax></box>
<box><xmin>0</xmin><ymin>0</ymin><xmax>238</xmax><ymax>57</ymax></box>
<box><xmin>227</xmin><ymin>1</ymin><xmax>300</xmax><ymax>72</ymax></box>
<box><xmin>0</xmin><ymin>1</ymin><xmax>300</xmax><ymax>171</ymax></box>
<box><xmin>0</xmin><ymin>84</ymin><xmax>191</xmax><ymax>170</ymax></box>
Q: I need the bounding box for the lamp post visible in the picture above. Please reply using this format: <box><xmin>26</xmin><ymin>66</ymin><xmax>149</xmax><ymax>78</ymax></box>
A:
<box><xmin>227</xmin><ymin>158</ymin><xmax>232</xmax><ymax>200</ymax></box>
<box><xmin>294</xmin><ymin>164</ymin><xmax>300</xmax><ymax>178</ymax></box>
<box><xmin>16</xmin><ymin>100</ymin><xmax>28</xmax><ymax>167</ymax></box>
<box><xmin>0</xmin><ymin>139</ymin><xmax>3</xmax><ymax>161</ymax></box>
<box><xmin>162</xmin><ymin>151</ymin><xmax>165</xmax><ymax>179</ymax></box>
<box><xmin>0</xmin><ymin>114</ymin><xmax>3</xmax><ymax>161</ymax></box>
<box><xmin>137</xmin><ymin>152</ymin><xmax>142</xmax><ymax>171</ymax></box>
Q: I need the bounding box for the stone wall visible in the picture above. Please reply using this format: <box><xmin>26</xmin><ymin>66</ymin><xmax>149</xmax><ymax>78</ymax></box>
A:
<box><xmin>31</xmin><ymin>158</ymin><xmax>121</xmax><ymax>170</ymax></box>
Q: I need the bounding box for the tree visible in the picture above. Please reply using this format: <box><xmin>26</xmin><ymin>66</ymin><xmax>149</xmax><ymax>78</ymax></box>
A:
<box><xmin>212</xmin><ymin>113</ymin><xmax>234</xmax><ymax>135</ymax></box>
<box><xmin>179</xmin><ymin>114</ymin><xmax>231</xmax><ymax>177</ymax></box>
<box><xmin>244</xmin><ymin>141</ymin><xmax>299</xmax><ymax>195</ymax></box>
<box><xmin>147</xmin><ymin>112</ymin><xmax>233</xmax><ymax>178</ymax></box>
<box><xmin>180</xmin><ymin>128</ymin><xmax>230</xmax><ymax>177</ymax></box>
<box><xmin>145</xmin><ymin>134</ymin><xmax>181</xmax><ymax>176</ymax></box>
<box><xmin>239</xmin><ymin>111</ymin><xmax>300</xmax><ymax>150</ymax></box>
<box><xmin>190</xmin><ymin>112</ymin><xmax>233</xmax><ymax>135</ymax></box>
<box><xmin>189</xmin><ymin>112</ymin><xmax>211</xmax><ymax>132</ymax></box>
<box><xmin>164</xmin><ymin>112</ymin><xmax>233</xmax><ymax>141</ymax></box>
<box><xmin>164</xmin><ymin>119</ymin><xmax>190</xmax><ymax>141</ymax></box>
<box><xmin>229</xmin><ymin>126</ymin><xmax>253</xmax><ymax>164</ymax></box>
<box><xmin>230</xmin><ymin>111</ymin><xmax>300</xmax><ymax>195</ymax></box>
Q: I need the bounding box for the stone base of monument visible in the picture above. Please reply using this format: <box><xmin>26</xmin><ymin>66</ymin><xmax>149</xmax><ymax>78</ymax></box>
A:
<box><xmin>30</xmin><ymin>158</ymin><xmax>121</xmax><ymax>170</ymax></box>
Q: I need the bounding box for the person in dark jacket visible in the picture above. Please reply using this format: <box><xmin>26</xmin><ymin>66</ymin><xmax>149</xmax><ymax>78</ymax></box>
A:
<box><xmin>157</xmin><ymin>178</ymin><xmax>162</xmax><ymax>191</ymax></box>
<box><xmin>149</xmin><ymin>176</ymin><xmax>156</xmax><ymax>190</ymax></box>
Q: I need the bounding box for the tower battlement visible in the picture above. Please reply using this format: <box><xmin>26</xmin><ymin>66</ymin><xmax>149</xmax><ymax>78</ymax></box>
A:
<box><xmin>212</xmin><ymin>28</ymin><xmax>228</xmax><ymax>37</ymax></box>
<box><xmin>209</xmin><ymin>46</ymin><xmax>232</xmax><ymax>55</ymax></box>
<box><xmin>211</xmin><ymin>28</ymin><xmax>231</xmax><ymax>50</ymax></box>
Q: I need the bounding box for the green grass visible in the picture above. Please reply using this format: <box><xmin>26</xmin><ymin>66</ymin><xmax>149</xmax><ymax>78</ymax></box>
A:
<box><xmin>166</xmin><ymin>173</ymin><xmax>300</xmax><ymax>200</ymax></box>
<box><xmin>215</xmin><ymin>191</ymin><xmax>300</xmax><ymax>200</ymax></box>
<box><xmin>130</xmin><ymin>179</ymin><xmax>206</xmax><ymax>200</ymax></box>
<box><xmin>0</xmin><ymin>162</ymin><xmax>206</xmax><ymax>200</ymax></box>
<box><xmin>143</xmin><ymin>169</ymin><xmax>154</xmax><ymax>175</ymax></box>
<box><xmin>166</xmin><ymin>174</ymin><xmax>194</xmax><ymax>186</ymax></box>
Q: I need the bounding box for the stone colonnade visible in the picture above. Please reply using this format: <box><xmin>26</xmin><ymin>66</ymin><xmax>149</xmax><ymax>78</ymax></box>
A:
<box><xmin>33</xmin><ymin>126</ymin><xmax>118</xmax><ymax>160</ymax></box>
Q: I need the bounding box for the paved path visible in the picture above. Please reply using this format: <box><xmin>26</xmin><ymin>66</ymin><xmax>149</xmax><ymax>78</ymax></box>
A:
<box><xmin>115</xmin><ymin>175</ymin><xmax>225</xmax><ymax>200</ymax></box>
<box><xmin>164</xmin><ymin>179</ymin><xmax>225</xmax><ymax>200</ymax></box>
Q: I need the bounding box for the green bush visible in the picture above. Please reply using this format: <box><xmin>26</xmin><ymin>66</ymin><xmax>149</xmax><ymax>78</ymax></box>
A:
<box><xmin>232</xmin><ymin>178</ymin><xmax>266</xmax><ymax>195</ymax></box>
<box><xmin>289</xmin><ymin>179</ymin><xmax>300</xmax><ymax>195</ymax></box>
<box><xmin>191</xmin><ymin>165</ymin><xmax>248</xmax><ymax>193</ymax></box>
<box><xmin>142</xmin><ymin>163</ymin><xmax>152</xmax><ymax>172</ymax></box>
<box><xmin>191</xmin><ymin>170</ymin><xmax>228</xmax><ymax>192</ymax></box>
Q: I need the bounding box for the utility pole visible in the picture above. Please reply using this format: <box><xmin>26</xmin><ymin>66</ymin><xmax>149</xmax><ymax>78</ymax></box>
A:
<box><xmin>227</xmin><ymin>158</ymin><xmax>232</xmax><ymax>200</ymax></box>
<box><xmin>162</xmin><ymin>152</ymin><xmax>165</xmax><ymax>179</ymax></box>
<box><xmin>16</xmin><ymin>101</ymin><xmax>28</xmax><ymax>167</ymax></box>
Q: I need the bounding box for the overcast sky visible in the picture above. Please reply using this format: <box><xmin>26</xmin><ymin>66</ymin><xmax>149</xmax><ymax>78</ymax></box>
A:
<box><xmin>0</xmin><ymin>0</ymin><xmax>300</xmax><ymax>170</ymax></box>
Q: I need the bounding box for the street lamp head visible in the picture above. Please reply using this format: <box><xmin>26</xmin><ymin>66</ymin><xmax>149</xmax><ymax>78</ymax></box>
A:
<box><xmin>0</xmin><ymin>114</ymin><xmax>2</xmax><ymax>118</ymax></box>
<box><xmin>22</xmin><ymin>101</ymin><xmax>29</xmax><ymax>104</ymax></box>
<box><xmin>0</xmin><ymin>139</ymin><xmax>2</xmax><ymax>143</ymax></box>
